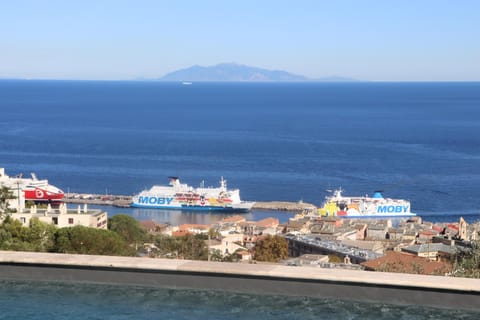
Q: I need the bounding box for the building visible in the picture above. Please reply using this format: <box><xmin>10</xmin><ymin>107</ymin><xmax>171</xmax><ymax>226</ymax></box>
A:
<box><xmin>207</xmin><ymin>233</ymin><xmax>246</xmax><ymax>256</ymax></box>
<box><xmin>236</xmin><ymin>250</ymin><xmax>252</xmax><ymax>262</ymax></box>
<box><xmin>366</xmin><ymin>224</ymin><xmax>388</xmax><ymax>240</ymax></box>
<box><xmin>362</xmin><ymin>251</ymin><xmax>452</xmax><ymax>275</ymax></box>
<box><xmin>285</xmin><ymin>254</ymin><xmax>329</xmax><ymax>266</ymax></box>
<box><xmin>401</xmin><ymin>243</ymin><xmax>460</xmax><ymax>261</ymax></box>
<box><xmin>175</xmin><ymin>224</ymin><xmax>210</xmax><ymax>235</ymax></box>
<box><xmin>10</xmin><ymin>203</ymin><xmax>108</xmax><ymax>229</ymax></box>
<box><xmin>286</xmin><ymin>234</ymin><xmax>383</xmax><ymax>264</ymax></box>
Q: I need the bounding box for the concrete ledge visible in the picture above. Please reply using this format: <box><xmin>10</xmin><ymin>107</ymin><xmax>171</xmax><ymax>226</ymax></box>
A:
<box><xmin>1</xmin><ymin>251</ymin><xmax>479</xmax><ymax>311</ymax></box>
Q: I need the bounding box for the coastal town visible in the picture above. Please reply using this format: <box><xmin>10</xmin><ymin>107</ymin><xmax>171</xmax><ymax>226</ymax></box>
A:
<box><xmin>1</xmin><ymin>177</ymin><xmax>479</xmax><ymax>278</ymax></box>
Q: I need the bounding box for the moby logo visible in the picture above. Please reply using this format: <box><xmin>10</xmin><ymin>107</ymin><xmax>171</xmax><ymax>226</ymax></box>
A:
<box><xmin>377</xmin><ymin>205</ymin><xmax>409</xmax><ymax>213</ymax></box>
<box><xmin>138</xmin><ymin>196</ymin><xmax>150</xmax><ymax>204</ymax></box>
<box><xmin>137</xmin><ymin>196</ymin><xmax>173</xmax><ymax>205</ymax></box>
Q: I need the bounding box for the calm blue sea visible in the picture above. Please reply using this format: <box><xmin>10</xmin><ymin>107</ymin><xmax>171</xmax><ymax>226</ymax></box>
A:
<box><xmin>0</xmin><ymin>280</ymin><xmax>478</xmax><ymax>320</ymax></box>
<box><xmin>1</xmin><ymin>80</ymin><xmax>480</xmax><ymax>223</ymax></box>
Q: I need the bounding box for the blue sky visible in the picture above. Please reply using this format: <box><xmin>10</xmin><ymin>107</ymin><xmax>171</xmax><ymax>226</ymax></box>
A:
<box><xmin>1</xmin><ymin>0</ymin><xmax>479</xmax><ymax>80</ymax></box>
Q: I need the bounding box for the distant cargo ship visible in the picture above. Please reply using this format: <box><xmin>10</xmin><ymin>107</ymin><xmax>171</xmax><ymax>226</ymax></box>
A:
<box><xmin>0</xmin><ymin>168</ymin><xmax>64</xmax><ymax>202</ymax></box>
<box><xmin>131</xmin><ymin>177</ymin><xmax>255</xmax><ymax>212</ymax></box>
<box><xmin>318</xmin><ymin>189</ymin><xmax>415</xmax><ymax>217</ymax></box>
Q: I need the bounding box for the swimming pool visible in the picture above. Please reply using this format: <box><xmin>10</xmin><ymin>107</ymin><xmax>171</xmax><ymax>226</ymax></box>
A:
<box><xmin>1</xmin><ymin>280</ymin><xmax>478</xmax><ymax>320</ymax></box>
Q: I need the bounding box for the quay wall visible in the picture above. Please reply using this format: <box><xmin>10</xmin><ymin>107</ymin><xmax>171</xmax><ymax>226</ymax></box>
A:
<box><xmin>64</xmin><ymin>193</ymin><xmax>316</xmax><ymax>211</ymax></box>
<box><xmin>0</xmin><ymin>251</ymin><xmax>479</xmax><ymax>311</ymax></box>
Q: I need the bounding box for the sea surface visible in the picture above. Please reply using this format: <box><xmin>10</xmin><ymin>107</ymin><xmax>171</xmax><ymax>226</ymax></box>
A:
<box><xmin>0</xmin><ymin>280</ymin><xmax>478</xmax><ymax>320</ymax></box>
<box><xmin>1</xmin><ymin>80</ymin><xmax>480</xmax><ymax>224</ymax></box>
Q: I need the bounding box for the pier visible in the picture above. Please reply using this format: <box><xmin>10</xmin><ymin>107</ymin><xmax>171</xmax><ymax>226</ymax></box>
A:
<box><xmin>64</xmin><ymin>193</ymin><xmax>317</xmax><ymax>212</ymax></box>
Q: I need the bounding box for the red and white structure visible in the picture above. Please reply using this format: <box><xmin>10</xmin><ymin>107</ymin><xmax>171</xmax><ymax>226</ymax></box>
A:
<box><xmin>0</xmin><ymin>168</ymin><xmax>64</xmax><ymax>204</ymax></box>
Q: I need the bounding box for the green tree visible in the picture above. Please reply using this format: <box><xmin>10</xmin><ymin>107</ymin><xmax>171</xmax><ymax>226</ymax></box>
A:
<box><xmin>27</xmin><ymin>218</ymin><xmax>56</xmax><ymax>252</ymax></box>
<box><xmin>54</xmin><ymin>226</ymin><xmax>134</xmax><ymax>256</ymax></box>
<box><xmin>153</xmin><ymin>233</ymin><xmax>208</xmax><ymax>260</ymax></box>
<box><xmin>254</xmin><ymin>235</ymin><xmax>289</xmax><ymax>262</ymax></box>
<box><xmin>0</xmin><ymin>186</ymin><xmax>16</xmax><ymax>217</ymax></box>
<box><xmin>0</xmin><ymin>216</ymin><xmax>28</xmax><ymax>250</ymax></box>
<box><xmin>108</xmin><ymin>214</ymin><xmax>146</xmax><ymax>246</ymax></box>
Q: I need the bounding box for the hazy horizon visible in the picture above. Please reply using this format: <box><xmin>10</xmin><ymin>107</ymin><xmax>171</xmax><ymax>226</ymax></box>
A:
<box><xmin>1</xmin><ymin>1</ymin><xmax>479</xmax><ymax>81</ymax></box>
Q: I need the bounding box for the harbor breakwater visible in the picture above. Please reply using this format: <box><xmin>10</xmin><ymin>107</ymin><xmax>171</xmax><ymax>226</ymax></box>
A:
<box><xmin>64</xmin><ymin>193</ymin><xmax>316</xmax><ymax>212</ymax></box>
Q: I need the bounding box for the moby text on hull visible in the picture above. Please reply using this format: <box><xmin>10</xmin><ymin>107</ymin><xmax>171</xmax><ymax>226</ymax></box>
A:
<box><xmin>131</xmin><ymin>177</ymin><xmax>255</xmax><ymax>212</ymax></box>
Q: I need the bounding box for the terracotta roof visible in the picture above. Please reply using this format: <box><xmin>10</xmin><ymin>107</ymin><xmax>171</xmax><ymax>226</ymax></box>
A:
<box><xmin>172</xmin><ymin>230</ymin><xmax>191</xmax><ymax>237</ymax></box>
<box><xmin>220</xmin><ymin>215</ymin><xmax>246</xmax><ymax>224</ymax></box>
<box><xmin>140</xmin><ymin>220</ymin><xmax>158</xmax><ymax>231</ymax></box>
<box><xmin>361</xmin><ymin>251</ymin><xmax>452</xmax><ymax>275</ymax></box>
<box><xmin>418</xmin><ymin>230</ymin><xmax>438</xmax><ymax>236</ymax></box>
<box><xmin>255</xmin><ymin>217</ymin><xmax>279</xmax><ymax>228</ymax></box>
<box><xmin>178</xmin><ymin>224</ymin><xmax>210</xmax><ymax>231</ymax></box>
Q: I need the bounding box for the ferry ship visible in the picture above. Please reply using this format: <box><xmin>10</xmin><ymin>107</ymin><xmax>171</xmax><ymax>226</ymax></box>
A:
<box><xmin>131</xmin><ymin>177</ymin><xmax>255</xmax><ymax>212</ymax></box>
<box><xmin>318</xmin><ymin>189</ymin><xmax>415</xmax><ymax>217</ymax></box>
<box><xmin>0</xmin><ymin>168</ymin><xmax>64</xmax><ymax>202</ymax></box>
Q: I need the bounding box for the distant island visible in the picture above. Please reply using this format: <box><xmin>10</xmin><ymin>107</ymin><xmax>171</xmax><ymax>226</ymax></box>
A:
<box><xmin>159</xmin><ymin>63</ymin><xmax>358</xmax><ymax>82</ymax></box>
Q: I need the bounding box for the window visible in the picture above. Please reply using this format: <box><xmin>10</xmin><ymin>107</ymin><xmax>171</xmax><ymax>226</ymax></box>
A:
<box><xmin>20</xmin><ymin>217</ymin><xmax>26</xmax><ymax>223</ymax></box>
<box><xmin>68</xmin><ymin>218</ymin><xmax>74</xmax><ymax>224</ymax></box>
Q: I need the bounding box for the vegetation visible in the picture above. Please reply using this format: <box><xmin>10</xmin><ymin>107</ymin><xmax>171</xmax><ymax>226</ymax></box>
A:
<box><xmin>254</xmin><ymin>235</ymin><xmax>288</xmax><ymax>262</ymax></box>
<box><xmin>453</xmin><ymin>241</ymin><xmax>480</xmax><ymax>278</ymax></box>
<box><xmin>0</xmin><ymin>215</ymin><xmax>135</xmax><ymax>256</ymax></box>
<box><xmin>0</xmin><ymin>186</ymin><xmax>16</xmax><ymax>217</ymax></box>
<box><xmin>54</xmin><ymin>226</ymin><xmax>134</xmax><ymax>256</ymax></box>
<box><xmin>0</xmin><ymin>216</ymin><xmax>55</xmax><ymax>251</ymax></box>
<box><xmin>151</xmin><ymin>233</ymin><xmax>208</xmax><ymax>260</ymax></box>
<box><xmin>108</xmin><ymin>214</ymin><xmax>146</xmax><ymax>246</ymax></box>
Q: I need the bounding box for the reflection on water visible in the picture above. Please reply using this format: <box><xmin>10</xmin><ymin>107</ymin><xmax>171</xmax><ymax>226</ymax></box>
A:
<box><xmin>0</xmin><ymin>280</ymin><xmax>478</xmax><ymax>320</ymax></box>
<box><xmin>88</xmin><ymin>204</ymin><xmax>294</xmax><ymax>225</ymax></box>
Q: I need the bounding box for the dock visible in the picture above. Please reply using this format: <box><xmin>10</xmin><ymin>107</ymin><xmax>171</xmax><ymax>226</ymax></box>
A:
<box><xmin>64</xmin><ymin>193</ymin><xmax>317</xmax><ymax>211</ymax></box>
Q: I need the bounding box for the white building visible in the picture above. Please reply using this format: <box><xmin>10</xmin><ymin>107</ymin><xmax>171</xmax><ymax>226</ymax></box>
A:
<box><xmin>10</xmin><ymin>203</ymin><xmax>108</xmax><ymax>229</ymax></box>
<box><xmin>208</xmin><ymin>233</ymin><xmax>246</xmax><ymax>256</ymax></box>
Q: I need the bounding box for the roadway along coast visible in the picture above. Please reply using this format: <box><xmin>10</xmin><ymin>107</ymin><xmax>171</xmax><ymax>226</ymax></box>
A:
<box><xmin>63</xmin><ymin>193</ymin><xmax>317</xmax><ymax>212</ymax></box>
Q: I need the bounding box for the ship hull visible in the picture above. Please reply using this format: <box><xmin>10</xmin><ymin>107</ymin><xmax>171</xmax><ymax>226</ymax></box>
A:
<box><xmin>24</xmin><ymin>188</ymin><xmax>64</xmax><ymax>202</ymax></box>
<box><xmin>131</xmin><ymin>203</ymin><xmax>254</xmax><ymax>213</ymax></box>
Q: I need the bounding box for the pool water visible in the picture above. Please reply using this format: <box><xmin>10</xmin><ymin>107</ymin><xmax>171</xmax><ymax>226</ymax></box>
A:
<box><xmin>0</xmin><ymin>280</ymin><xmax>478</xmax><ymax>319</ymax></box>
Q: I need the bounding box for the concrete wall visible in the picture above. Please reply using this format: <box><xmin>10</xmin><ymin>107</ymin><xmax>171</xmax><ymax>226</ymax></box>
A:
<box><xmin>0</xmin><ymin>251</ymin><xmax>479</xmax><ymax>311</ymax></box>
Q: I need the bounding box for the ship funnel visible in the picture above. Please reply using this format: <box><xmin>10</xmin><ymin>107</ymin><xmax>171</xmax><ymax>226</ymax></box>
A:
<box><xmin>168</xmin><ymin>176</ymin><xmax>180</xmax><ymax>186</ymax></box>
<box><xmin>372</xmin><ymin>191</ymin><xmax>384</xmax><ymax>199</ymax></box>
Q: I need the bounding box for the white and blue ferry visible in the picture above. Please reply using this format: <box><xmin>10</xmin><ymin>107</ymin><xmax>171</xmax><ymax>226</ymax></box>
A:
<box><xmin>318</xmin><ymin>189</ymin><xmax>415</xmax><ymax>218</ymax></box>
<box><xmin>131</xmin><ymin>177</ymin><xmax>255</xmax><ymax>212</ymax></box>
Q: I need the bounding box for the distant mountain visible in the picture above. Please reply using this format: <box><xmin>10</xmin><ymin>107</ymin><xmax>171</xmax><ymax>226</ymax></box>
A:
<box><xmin>314</xmin><ymin>76</ymin><xmax>360</xmax><ymax>82</ymax></box>
<box><xmin>159</xmin><ymin>63</ymin><xmax>308</xmax><ymax>82</ymax></box>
